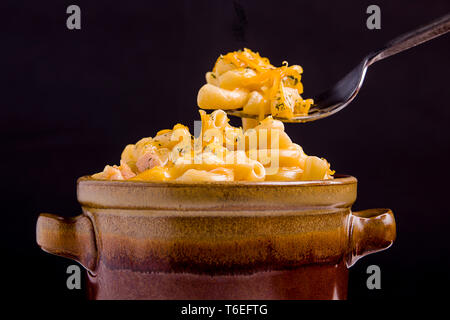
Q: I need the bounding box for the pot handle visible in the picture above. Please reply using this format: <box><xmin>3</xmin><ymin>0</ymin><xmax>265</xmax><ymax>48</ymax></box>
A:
<box><xmin>36</xmin><ymin>213</ymin><xmax>97</xmax><ymax>272</ymax></box>
<box><xmin>347</xmin><ymin>208</ymin><xmax>396</xmax><ymax>267</ymax></box>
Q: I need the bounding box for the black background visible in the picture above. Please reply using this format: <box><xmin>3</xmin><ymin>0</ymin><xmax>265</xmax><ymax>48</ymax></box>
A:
<box><xmin>1</xmin><ymin>0</ymin><xmax>449</xmax><ymax>303</ymax></box>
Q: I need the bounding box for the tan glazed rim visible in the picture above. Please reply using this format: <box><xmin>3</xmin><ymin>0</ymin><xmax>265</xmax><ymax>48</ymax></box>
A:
<box><xmin>78</xmin><ymin>174</ymin><xmax>356</xmax><ymax>187</ymax></box>
<box><xmin>77</xmin><ymin>174</ymin><xmax>358</xmax><ymax>210</ymax></box>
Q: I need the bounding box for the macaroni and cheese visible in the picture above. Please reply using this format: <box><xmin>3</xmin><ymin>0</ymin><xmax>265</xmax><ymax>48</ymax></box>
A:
<box><xmin>92</xmin><ymin>110</ymin><xmax>334</xmax><ymax>182</ymax></box>
<box><xmin>197</xmin><ymin>48</ymin><xmax>314</xmax><ymax>119</ymax></box>
<box><xmin>92</xmin><ymin>49</ymin><xmax>334</xmax><ymax>182</ymax></box>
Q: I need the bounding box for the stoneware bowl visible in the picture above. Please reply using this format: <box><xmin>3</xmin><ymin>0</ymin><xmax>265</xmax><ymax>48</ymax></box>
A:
<box><xmin>36</xmin><ymin>174</ymin><xmax>395</xmax><ymax>300</ymax></box>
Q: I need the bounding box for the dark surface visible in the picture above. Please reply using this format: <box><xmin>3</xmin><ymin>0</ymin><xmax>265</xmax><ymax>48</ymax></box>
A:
<box><xmin>1</xmin><ymin>0</ymin><xmax>449</xmax><ymax>301</ymax></box>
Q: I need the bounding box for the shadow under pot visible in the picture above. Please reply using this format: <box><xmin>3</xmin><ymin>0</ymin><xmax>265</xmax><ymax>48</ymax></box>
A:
<box><xmin>36</xmin><ymin>175</ymin><xmax>395</xmax><ymax>300</ymax></box>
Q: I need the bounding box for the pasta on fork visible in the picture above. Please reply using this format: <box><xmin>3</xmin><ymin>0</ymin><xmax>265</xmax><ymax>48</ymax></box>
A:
<box><xmin>197</xmin><ymin>48</ymin><xmax>314</xmax><ymax>120</ymax></box>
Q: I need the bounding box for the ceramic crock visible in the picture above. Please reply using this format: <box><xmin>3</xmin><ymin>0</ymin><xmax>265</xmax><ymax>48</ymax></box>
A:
<box><xmin>36</xmin><ymin>175</ymin><xmax>395</xmax><ymax>300</ymax></box>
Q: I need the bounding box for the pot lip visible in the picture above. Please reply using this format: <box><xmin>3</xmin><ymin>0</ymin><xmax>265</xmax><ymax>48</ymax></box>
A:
<box><xmin>77</xmin><ymin>174</ymin><xmax>357</xmax><ymax>188</ymax></box>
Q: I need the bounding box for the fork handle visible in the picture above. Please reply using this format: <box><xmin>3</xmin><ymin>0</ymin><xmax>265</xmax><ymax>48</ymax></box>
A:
<box><xmin>370</xmin><ymin>13</ymin><xmax>450</xmax><ymax>64</ymax></box>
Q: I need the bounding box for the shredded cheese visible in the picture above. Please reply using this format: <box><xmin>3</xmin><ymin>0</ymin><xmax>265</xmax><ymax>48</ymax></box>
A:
<box><xmin>208</xmin><ymin>48</ymin><xmax>313</xmax><ymax>118</ymax></box>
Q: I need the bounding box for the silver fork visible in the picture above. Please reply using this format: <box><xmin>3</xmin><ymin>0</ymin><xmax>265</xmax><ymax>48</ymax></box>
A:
<box><xmin>226</xmin><ymin>13</ymin><xmax>450</xmax><ymax>123</ymax></box>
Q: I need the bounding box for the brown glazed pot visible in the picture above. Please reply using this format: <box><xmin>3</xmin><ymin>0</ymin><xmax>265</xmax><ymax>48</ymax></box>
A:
<box><xmin>36</xmin><ymin>175</ymin><xmax>395</xmax><ymax>300</ymax></box>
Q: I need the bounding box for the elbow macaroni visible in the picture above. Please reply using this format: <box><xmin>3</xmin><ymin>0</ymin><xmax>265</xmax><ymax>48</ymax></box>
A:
<box><xmin>92</xmin><ymin>49</ymin><xmax>334</xmax><ymax>182</ymax></box>
<box><xmin>92</xmin><ymin>110</ymin><xmax>334</xmax><ymax>182</ymax></box>
<box><xmin>197</xmin><ymin>48</ymin><xmax>314</xmax><ymax>119</ymax></box>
